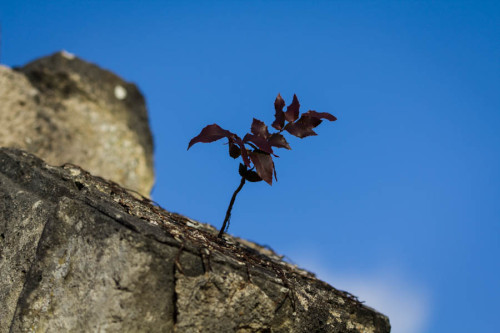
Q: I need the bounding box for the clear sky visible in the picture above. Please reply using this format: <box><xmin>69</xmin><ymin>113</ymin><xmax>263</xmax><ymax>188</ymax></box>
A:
<box><xmin>1</xmin><ymin>1</ymin><xmax>499</xmax><ymax>332</ymax></box>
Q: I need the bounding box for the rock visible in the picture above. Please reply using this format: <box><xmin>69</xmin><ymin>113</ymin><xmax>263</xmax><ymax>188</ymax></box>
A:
<box><xmin>0</xmin><ymin>148</ymin><xmax>391</xmax><ymax>332</ymax></box>
<box><xmin>0</xmin><ymin>51</ymin><xmax>154</xmax><ymax>196</ymax></box>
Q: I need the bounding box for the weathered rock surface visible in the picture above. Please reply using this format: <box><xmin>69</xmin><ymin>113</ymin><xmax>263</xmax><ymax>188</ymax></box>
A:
<box><xmin>0</xmin><ymin>148</ymin><xmax>391</xmax><ymax>332</ymax></box>
<box><xmin>0</xmin><ymin>51</ymin><xmax>154</xmax><ymax>196</ymax></box>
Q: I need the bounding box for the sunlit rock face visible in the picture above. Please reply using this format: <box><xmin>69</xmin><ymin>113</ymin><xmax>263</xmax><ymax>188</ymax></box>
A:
<box><xmin>0</xmin><ymin>148</ymin><xmax>390</xmax><ymax>332</ymax></box>
<box><xmin>0</xmin><ymin>51</ymin><xmax>154</xmax><ymax>196</ymax></box>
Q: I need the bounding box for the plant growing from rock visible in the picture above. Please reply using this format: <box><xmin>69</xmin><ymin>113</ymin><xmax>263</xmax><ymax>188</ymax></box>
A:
<box><xmin>188</xmin><ymin>94</ymin><xmax>337</xmax><ymax>238</ymax></box>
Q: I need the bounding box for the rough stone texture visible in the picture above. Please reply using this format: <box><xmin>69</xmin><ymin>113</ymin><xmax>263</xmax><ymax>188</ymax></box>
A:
<box><xmin>0</xmin><ymin>148</ymin><xmax>390</xmax><ymax>332</ymax></box>
<box><xmin>0</xmin><ymin>51</ymin><xmax>154</xmax><ymax>196</ymax></box>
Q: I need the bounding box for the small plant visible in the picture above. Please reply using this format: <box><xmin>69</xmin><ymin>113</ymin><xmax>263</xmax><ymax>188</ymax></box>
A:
<box><xmin>188</xmin><ymin>94</ymin><xmax>337</xmax><ymax>238</ymax></box>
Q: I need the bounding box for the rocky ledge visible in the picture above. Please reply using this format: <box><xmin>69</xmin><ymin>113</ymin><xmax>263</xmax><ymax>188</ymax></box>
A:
<box><xmin>0</xmin><ymin>148</ymin><xmax>390</xmax><ymax>332</ymax></box>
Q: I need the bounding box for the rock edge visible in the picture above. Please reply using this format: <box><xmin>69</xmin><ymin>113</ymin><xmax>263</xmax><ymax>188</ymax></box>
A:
<box><xmin>0</xmin><ymin>148</ymin><xmax>390</xmax><ymax>332</ymax></box>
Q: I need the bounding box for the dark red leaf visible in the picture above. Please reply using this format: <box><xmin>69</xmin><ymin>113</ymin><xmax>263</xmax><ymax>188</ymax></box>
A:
<box><xmin>284</xmin><ymin>94</ymin><xmax>300</xmax><ymax>123</ymax></box>
<box><xmin>303</xmin><ymin>110</ymin><xmax>337</xmax><ymax>122</ymax></box>
<box><xmin>284</xmin><ymin>115</ymin><xmax>322</xmax><ymax>138</ymax></box>
<box><xmin>243</xmin><ymin>133</ymin><xmax>273</xmax><ymax>154</ymax></box>
<box><xmin>284</xmin><ymin>122</ymin><xmax>317</xmax><ymax>138</ymax></box>
<box><xmin>267</xmin><ymin>133</ymin><xmax>291</xmax><ymax>150</ymax></box>
<box><xmin>239</xmin><ymin>163</ymin><xmax>262</xmax><ymax>182</ymax></box>
<box><xmin>251</xmin><ymin>118</ymin><xmax>270</xmax><ymax>138</ymax></box>
<box><xmin>234</xmin><ymin>136</ymin><xmax>251</xmax><ymax>167</ymax></box>
<box><xmin>188</xmin><ymin>124</ymin><xmax>236</xmax><ymax>149</ymax></box>
<box><xmin>284</xmin><ymin>110</ymin><xmax>336</xmax><ymax>138</ymax></box>
<box><xmin>272</xmin><ymin>93</ymin><xmax>286</xmax><ymax>130</ymax></box>
<box><xmin>249</xmin><ymin>151</ymin><xmax>274</xmax><ymax>185</ymax></box>
<box><xmin>303</xmin><ymin>115</ymin><xmax>323</xmax><ymax>128</ymax></box>
<box><xmin>228</xmin><ymin>140</ymin><xmax>241</xmax><ymax>158</ymax></box>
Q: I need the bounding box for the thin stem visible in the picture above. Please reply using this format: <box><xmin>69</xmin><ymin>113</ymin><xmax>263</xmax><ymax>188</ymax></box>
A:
<box><xmin>246</xmin><ymin>142</ymin><xmax>258</xmax><ymax>150</ymax></box>
<box><xmin>218</xmin><ymin>176</ymin><xmax>246</xmax><ymax>238</ymax></box>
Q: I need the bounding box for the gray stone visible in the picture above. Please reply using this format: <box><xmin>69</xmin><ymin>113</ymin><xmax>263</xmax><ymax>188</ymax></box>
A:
<box><xmin>0</xmin><ymin>51</ymin><xmax>154</xmax><ymax>196</ymax></box>
<box><xmin>0</xmin><ymin>148</ymin><xmax>390</xmax><ymax>332</ymax></box>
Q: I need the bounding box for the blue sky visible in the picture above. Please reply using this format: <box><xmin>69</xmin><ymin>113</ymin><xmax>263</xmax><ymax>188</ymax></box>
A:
<box><xmin>1</xmin><ymin>1</ymin><xmax>499</xmax><ymax>332</ymax></box>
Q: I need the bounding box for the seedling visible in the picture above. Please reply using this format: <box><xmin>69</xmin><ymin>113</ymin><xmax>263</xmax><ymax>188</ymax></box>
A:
<box><xmin>188</xmin><ymin>94</ymin><xmax>337</xmax><ymax>238</ymax></box>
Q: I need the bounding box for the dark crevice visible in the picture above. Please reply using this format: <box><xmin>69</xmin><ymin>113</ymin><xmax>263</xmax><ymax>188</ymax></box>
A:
<box><xmin>74</xmin><ymin>181</ymin><xmax>85</xmax><ymax>191</ymax></box>
<box><xmin>112</xmin><ymin>277</ymin><xmax>132</xmax><ymax>293</ymax></box>
<box><xmin>172</xmin><ymin>261</ymin><xmax>179</xmax><ymax>327</ymax></box>
<box><xmin>274</xmin><ymin>293</ymin><xmax>290</xmax><ymax>314</ymax></box>
<box><xmin>111</xmin><ymin>315</ymin><xmax>123</xmax><ymax>323</ymax></box>
<box><xmin>8</xmin><ymin>211</ymin><xmax>52</xmax><ymax>333</ymax></box>
<box><xmin>199</xmin><ymin>251</ymin><xmax>207</xmax><ymax>275</ymax></box>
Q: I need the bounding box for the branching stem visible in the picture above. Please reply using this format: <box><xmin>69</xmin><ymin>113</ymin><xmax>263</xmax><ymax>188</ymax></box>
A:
<box><xmin>218</xmin><ymin>176</ymin><xmax>246</xmax><ymax>238</ymax></box>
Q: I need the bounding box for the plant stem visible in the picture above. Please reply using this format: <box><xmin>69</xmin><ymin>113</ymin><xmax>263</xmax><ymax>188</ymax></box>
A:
<box><xmin>218</xmin><ymin>176</ymin><xmax>246</xmax><ymax>238</ymax></box>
